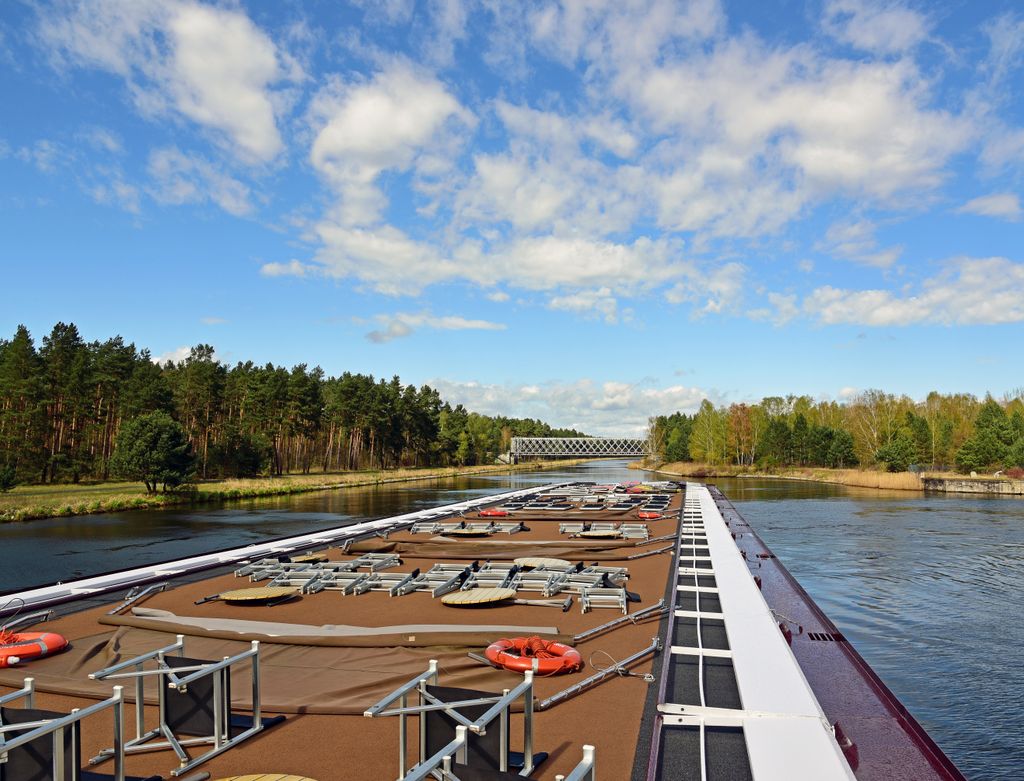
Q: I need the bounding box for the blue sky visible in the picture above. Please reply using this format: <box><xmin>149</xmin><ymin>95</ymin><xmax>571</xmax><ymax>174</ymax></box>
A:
<box><xmin>1</xmin><ymin>0</ymin><xmax>1022</xmax><ymax>435</ymax></box>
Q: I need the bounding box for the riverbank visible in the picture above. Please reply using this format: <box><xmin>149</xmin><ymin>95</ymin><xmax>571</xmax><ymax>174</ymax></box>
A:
<box><xmin>636</xmin><ymin>460</ymin><xmax>926</xmax><ymax>490</ymax></box>
<box><xmin>0</xmin><ymin>460</ymin><xmax>590</xmax><ymax>523</ymax></box>
<box><xmin>637</xmin><ymin>460</ymin><xmax>1024</xmax><ymax>494</ymax></box>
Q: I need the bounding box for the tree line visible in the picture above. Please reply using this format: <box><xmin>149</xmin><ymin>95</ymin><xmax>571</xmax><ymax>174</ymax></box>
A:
<box><xmin>0</xmin><ymin>323</ymin><xmax>585</xmax><ymax>485</ymax></box>
<box><xmin>649</xmin><ymin>391</ymin><xmax>1024</xmax><ymax>474</ymax></box>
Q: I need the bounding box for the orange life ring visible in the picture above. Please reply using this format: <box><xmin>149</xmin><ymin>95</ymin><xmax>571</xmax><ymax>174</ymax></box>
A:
<box><xmin>0</xmin><ymin>631</ymin><xmax>69</xmax><ymax>668</ymax></box>
<box><xmin>637</xmin><ymin>511</ymin><xmax>661</xmax><ymax>520</ymax></box>
<box><xmin>479</xmin><ymin>508</ymin><xmax>509</xmax><ymax>518</ymax></box>
<box><xmin>484</xmin><ymin>636</ymin><xmax>582</xmax><ymax>674</ymax></box>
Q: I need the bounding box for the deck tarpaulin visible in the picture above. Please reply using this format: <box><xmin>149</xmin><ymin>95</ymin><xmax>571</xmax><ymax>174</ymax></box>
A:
<box><xmin>0</xmin><ymin>611</ymin><xmax>567</xmax><ymax>715</ymax></box>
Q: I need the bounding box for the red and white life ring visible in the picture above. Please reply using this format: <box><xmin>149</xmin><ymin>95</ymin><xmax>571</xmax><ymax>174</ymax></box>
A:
<box><xmin>484</xmin><ymin>636</ymin><xmax>582</xmax><ymax>675</ymax></box>
<box><xmin>0</xmin><ymin>631</ymin><xmax>69</xmax><ymax>668</ymax></box>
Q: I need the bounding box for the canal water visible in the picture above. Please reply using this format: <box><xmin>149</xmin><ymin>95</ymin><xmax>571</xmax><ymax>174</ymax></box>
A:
<box><xmin>1</xmin><ymin>461</ymin><xmax>1020</xmax><ymax>778</ymax></box>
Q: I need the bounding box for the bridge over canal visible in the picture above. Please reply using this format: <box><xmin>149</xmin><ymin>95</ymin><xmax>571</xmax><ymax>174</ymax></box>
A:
<box><xmin>508</xmin><ymin>436</ymin><xmax>650</xmax><ymax>461</ymax></box>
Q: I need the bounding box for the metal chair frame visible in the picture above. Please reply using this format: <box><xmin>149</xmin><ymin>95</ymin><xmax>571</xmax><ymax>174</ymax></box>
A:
<box><xmin>0</xmin><ymin>679</ymin><xmax>128</xmax><ymax>781</ymax></box>
<box><xmin>365</xmin><ymin>660</ymin><xmax>537</xmax><ymax>780</ymax></box>
<box><xmin>88</xmin><ymin>636</ymin><xmax>266</xmax><ymax>777</ymax></box>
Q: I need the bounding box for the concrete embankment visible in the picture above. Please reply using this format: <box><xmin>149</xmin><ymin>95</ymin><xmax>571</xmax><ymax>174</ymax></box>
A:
<box><xmin>922</xmin><ymin>477</ymin><xmax>1024</xmax><ymax>495</ymax></box>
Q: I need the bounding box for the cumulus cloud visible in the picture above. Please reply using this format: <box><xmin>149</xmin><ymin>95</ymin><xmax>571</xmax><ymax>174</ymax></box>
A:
<box><xmin>309</xmin><ymin>63</ymin><xmax>472</xmax><ymax>225</ymax></box>
<box><xmin>39</xmin><ymin>0</ymin><xmax>298</xmax><ymax>162</ymax></box>
<box><xmin>955</xmin><ymin>193</ymin><xmax>1022</xmax><ymax>221</ymax></box>
<box><xmin>147</xmin><ymin>147</ymin><xmax>253</xmax><ymax>216</ymax></box>
<box><xmin>804</xmin><ymin>257</ymin><xmax>1024</xmax><ymax>325</ymax></box>
<box><xmin>365</xmin><ymin>311</ymin><xmax>506</xmax><ymax>343</ymax></box>
<box><xmin>634</xmin><ymin>43</ymin><xmax>969</xmax><ymax>214</ymax></box>
<box><xmin>429</xmin><ymin>377</ymin><xmax>715</xmax><ymax>436</ymax></box>
<box><xmin>151</xmin><ymin>345</ymin><xmax>208</xmax><ymax>365</ymax></box>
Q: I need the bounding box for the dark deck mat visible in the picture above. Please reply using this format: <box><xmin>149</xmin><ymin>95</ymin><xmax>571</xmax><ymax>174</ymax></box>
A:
<box><xmin>656</xmin><ymin>726</ymin><xmax>753</xmax><ymax>781</ymax></box>
<box><xmin>672</xmin><ymin>617</ymin><xmax>729</xmax><ymax>650</ymax></box>
<box><xmin>676</xmin><ymin>592</ymin><xmax>722</xmax><ymax>614</ymax></box>
<box><xmin>665</xmin><ymin>656</ymin><xmax>741</xmax><ymax>709</ymax></box>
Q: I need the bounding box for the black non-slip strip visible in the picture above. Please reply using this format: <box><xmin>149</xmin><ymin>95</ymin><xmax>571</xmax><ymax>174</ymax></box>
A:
<box><xmin>665</xmin><ymin>656</ymin><xmax>741</xmax><ymax>709</ymax></box>
<box><xmin>677</xmin><ymin>592</ymin><xmax>722</xmax><ymax>614</ymax></box>
<box><xmin>655</xmin><ymin>726</ymin><xmax>753</xmax><ymax>781</ymax></box>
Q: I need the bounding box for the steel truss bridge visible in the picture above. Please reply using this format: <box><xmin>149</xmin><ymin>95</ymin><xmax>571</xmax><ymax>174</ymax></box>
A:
<box><xmin>510</xmin><ymin>437</ymin><xmax>650</xmax><ymax>459</ymax></box>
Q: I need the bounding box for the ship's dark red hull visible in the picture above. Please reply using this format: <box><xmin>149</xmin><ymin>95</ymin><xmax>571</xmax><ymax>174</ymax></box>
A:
<box><xmin>709</xmin><ymin>486</ymin><xmax>967</xmax><ymax>781</ymax></box>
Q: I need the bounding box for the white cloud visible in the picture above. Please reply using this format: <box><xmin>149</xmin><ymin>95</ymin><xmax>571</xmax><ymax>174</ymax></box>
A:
<box><xmin>80</xmin><ymin>127</ymin><xmax>123</xmax><ymax>154</ymax></box>
<box><xmin>147</xmin><ymin>147</ymin><xmax>253</xmax><ymax>216</ymax></box>
<box><xmin>823</xmin><ymin>0</ymin><xmax>932</xmax><ymax>55</ymax></box>
<box><xmin>749</xmin><ymin>292</ymin><xmax>799</xmax><ymax>326</ymax></box>
<box><xmin>664</xmin><ymin>262</ymin><xmax>746</xmax><ymax>315</ymax></box>
<box><xmin>309</xmin><ymin>63</ymin><xmax>472</xmax><ymax>225</ymax></box>
<box><xmin>312</xmin><ymin>223</ymin><xmax>460</xmax><ymax>294</ymax></box>
<box><xmin>87</xmin><ymin>172</ymin><xmax>141</xmax><ymax>213</ymax></box>
<box><xmin>260</xmin><ymin>259</ymin><xmax>313</xmax><ymax>278</ymax></box>
<box><xmin>956</xmin><ymin>193</ymin><xmax>1022</xmax><ymax>221</ymax></box>
<box><xmin>528</xmin><ymin>0</ymin><xmax>724</xmax><ymax>71</ymax></box>
<box><xmin>820</xmin><ymin>218</ymin><xmax>903</xmax><ymax>267</ymax></box>
<box><xmin>429</xmin><ymin>377</ymin><xmax>715</xmax><ymax>436</ymax></box>
<box><xmin>634</xmin><ymin>43</ymin><xmax>970</xmax><ymax>219</ymax></box>
<box><xmin>39</xmin><ymin>0</ymin><xmax>297</xmax><ymax>162</ymax></box>
<box><xmin>804</xmin><ymin>257</ymin><xmax>1024</xmax><ymax>326</ymax></box>
<box><xmin>798</xmin><ymin>259</ymin><xmax>815</xmax><ymax>273</ymax></box>
<box><xmin>17</xmin><ymin>140</ymin><xmax>67</xmax><ymax>173</ymax></box>
<box><xmin>200</xmin><ymin>316</ymin><xmax>226</xmax><ymax>325</ymax></box>
<box><xmin>151</xmin><ymin>346</ymin><xmax>192</xmax><ymax>365</ymax></box>
<box><xmin>547</xmin><ymin>288</ymin><xmax>622</xmax><ymax>323</ymax></box>
<box><xmin>365</xmin><ymin>311</ymin><xmax>506</xmax><ymax>343</ymax></box>
<box><xmin>486</xmin><ymin>291</ymin><xmax>510</xmax><ymax>303</ymax></box>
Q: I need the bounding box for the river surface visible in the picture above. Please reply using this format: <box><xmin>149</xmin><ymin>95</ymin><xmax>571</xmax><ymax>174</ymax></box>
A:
<box><xmin>1</xmin><ymin>462</ymin><xmax>1020</xmax><ymax>779</ymax></box>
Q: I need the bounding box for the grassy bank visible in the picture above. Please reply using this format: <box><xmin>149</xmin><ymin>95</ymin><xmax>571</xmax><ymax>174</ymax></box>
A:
<box><xmin>0</xmin><ymin>460</ymin><xmax>589</xmax><ymax>523</ymax></box>
<box><xmin>635</xmin><ymin>460</ymin><xmax>932</xmax><ymax>491</ymax></box>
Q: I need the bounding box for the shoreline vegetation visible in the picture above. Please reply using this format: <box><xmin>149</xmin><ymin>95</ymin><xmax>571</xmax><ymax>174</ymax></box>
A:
<box><xmin>0</xmin><ymin>459</ymin><xmax>590</xmax><ymax>523</ymax></box>
<box><xmin>633</xmin><ymin>459</ymin><xmax>1024</xmax><ymax>494</ymax></box>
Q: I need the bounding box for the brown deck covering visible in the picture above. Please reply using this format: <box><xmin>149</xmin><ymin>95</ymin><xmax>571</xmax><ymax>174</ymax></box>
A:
<box><xmin>0</xmin><ymin>494</ymin><xmax>680</xmax><ymax>780</ymax></box>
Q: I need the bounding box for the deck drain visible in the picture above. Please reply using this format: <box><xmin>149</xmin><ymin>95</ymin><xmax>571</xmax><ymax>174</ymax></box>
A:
<box><xmin>807</xmin><ymin>631</ymin><xmax>845</xmax><ymax>642</ymax></box>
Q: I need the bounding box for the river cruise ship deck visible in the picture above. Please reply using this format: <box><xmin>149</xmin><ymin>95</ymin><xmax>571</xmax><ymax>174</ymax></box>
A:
<box><xmin>0</xmin><ymin>481</ymin><xmax>967</xmax><ymax>781</ymax></box>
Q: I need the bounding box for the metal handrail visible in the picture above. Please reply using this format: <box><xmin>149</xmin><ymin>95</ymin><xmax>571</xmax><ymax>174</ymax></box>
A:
<box><xmin>556</xmin><ymin>745</ymin><xmax>597</xmax><ymax>781</ymax></box>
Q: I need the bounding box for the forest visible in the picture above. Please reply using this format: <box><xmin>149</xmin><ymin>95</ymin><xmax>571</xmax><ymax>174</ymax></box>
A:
<box><xmin>0</xmin><ymin>323</ymin><xmax>584</xmax><ymax>486</ymax></box>
<box><xmin>649</xmin><ymin>391</ymin><xmax>1024</xmax><ymax>474</ymax></box>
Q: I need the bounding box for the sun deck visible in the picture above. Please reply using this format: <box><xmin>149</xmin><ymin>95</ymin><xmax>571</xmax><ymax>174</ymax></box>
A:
<box><xmin>0</xmin><ymin>481</ymin><xmax>966</xmax><ymax>781</ymax></box>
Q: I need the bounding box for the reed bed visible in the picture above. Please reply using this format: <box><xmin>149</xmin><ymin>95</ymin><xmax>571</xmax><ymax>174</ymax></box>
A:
<box><xmin>645</xmin><ymin>461</ymin><xmax>927</xmax><ymax>491</ymax></box>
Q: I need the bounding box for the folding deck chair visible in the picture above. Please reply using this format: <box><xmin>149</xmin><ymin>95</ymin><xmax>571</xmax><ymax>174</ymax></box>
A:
<box><xmin>88</xmin><ymin>637</ymin><xmax>284</xmax><ymax>777</ymax></box>
<box><xmin>366</xmin><ymin>660</ymin><xmax>548</xmax><ymax>779</ymax></box>
<box><xmin>0</xmin><ymin>680</ymin><xmax>209</xmax><ymax>781</ymax></box>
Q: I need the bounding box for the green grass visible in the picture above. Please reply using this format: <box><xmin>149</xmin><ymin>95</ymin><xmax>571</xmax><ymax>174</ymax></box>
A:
<box><xmin>0</xmin><ymin>460</ymin><xmax>590</xmax><ymax>523</ymax></box>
